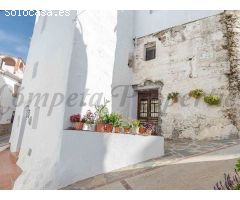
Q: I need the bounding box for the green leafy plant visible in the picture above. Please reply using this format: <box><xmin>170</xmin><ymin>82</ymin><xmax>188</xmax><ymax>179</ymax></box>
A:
<box><xmin>131</xmin><ymin>119</ymin><xmax>141</xmax><ymax>128</ymax></box>
<box><xmin>108</xmin><ymin>112</ymin><xmax>122</xmax><ymax>127</ymax></box>
<box><xmin>189</xmin><ymin>89</ymin><xmax>204</xmax><ymax>99</ymax></box>
<box><xmin>204</xmin><ymin>95</ymin><xmax>221</xmax><ymax>105</ymax></box>
<box><xmin>167</xmin><ymin>92</ymin><xmax>179</xmax><ymax>102</ymax></box>
<box><xmin>122</xmin><ymin>121</ymin><xmax>132</xmax><ymax>129</ymax></box>
<box><xmin>95</xmin><ymin>99</ymin><xmax>110</xmax><ymax>123</ymax></box>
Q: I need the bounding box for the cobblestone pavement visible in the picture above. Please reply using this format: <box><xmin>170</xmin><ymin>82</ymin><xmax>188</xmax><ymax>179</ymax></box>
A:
<box><xmin>63</xmin><ymin>137</ymin><xmax>240</xmax><ymax>190</ymax></box>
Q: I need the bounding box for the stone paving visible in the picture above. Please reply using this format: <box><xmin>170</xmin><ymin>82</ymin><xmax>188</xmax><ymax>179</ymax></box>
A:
<box><xmin>63</xmin><ymin>137</ymin><xmax>240</xmax><ymax>190</ymax></box>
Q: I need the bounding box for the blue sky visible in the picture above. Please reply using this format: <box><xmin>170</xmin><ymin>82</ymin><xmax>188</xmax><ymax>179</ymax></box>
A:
<box><xmin>0</xmin><ymin>10</ymin><xmax>35</xmax><ymax>61</ymax></box>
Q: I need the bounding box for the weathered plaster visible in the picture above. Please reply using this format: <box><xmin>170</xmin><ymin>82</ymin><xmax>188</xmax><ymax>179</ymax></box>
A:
<box><xmin>133</xmin><ymin>13</ymin><xmax>239</xmax><ymax>139</ymax></box>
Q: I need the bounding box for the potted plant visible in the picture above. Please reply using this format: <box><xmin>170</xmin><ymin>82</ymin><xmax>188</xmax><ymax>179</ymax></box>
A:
<box><xmin>109</xmin><ymin>112</ymin><xmax>122</xmax><ymax>133</ymax></box>
<box><xmin>139</xmin><ymin>124</ymin><xmax>146</xmax><ymax>134</ymax></box>
<box><xmin>204</xmin><ymin>95</ymin><xmax>221</xmax><ymax>105</ymax></box>
<box><xmin>82</xmin><ymin>110</ymin><xmax>96</xmax><ymax>131</ymax></box>
<box><xmin>189</xmin><ymin>89</ymin><xmax>204</xmax><ymax>99</ymax></box>
<box><xmin>144</xmin><ymin>122</ymin><xmax>155</xmax><ymax>135</ymax></box>
<box><xmin>131</xmin><ymin>119</ymin><xmax>141</xmax><ymax>134</ymax></box>
<box><xmin>122</xmin><ymin>122</ymin><xmax>132</xmax><ymax>134</ymax></box>
<box><xmin>167</xmin><ymin>92</ymin><xmax>179</xmax><ymax>103</ymax></box>
<box><xmin>95</xmin><ymin>99</ymin><xmax>110</xmax><ymax>132</ymax></box>
<box><xmin>70</xmin><ymin>114</ymin><xmax>83</xmax><ymax>130</ymax></box>
<box><xmin>103</xmin><ymin>113</ymin><xmax>113</xmax><ymax>133</ymax></box>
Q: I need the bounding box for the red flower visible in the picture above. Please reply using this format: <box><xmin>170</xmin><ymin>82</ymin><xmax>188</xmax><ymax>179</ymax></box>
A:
<box><xmin>70</xmin><ymin>114</ymin><xmax>81</xmax><ymax>122</ymax></box>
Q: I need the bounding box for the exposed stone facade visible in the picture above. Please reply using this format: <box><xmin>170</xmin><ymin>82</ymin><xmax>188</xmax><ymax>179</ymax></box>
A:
<box><xmin>0</xmin><ymin>124</ymin><xmax>12</xmax><ymax>136</ymax></box>
<box><xmin>221</xmin><ymin>11</ymin><xmax>240</xmax><ymax>130</ymax></box>
<box><xmin>132</xmin><ymin>12</ymin><xmax>240</xmax><ymax>140</ymax></box>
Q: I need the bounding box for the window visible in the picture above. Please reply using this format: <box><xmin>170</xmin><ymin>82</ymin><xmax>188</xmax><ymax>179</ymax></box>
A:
<box><xmin>138</xmin><ymin>90</ymin><xmax>159</xmax><ymax>121</ymax></box>
<box><xmin>32</xmin><ymin>62</ymin><xmax>38</xmax><ymax>79</ymax></box>
<box><xmin>145</xmin><ymin>43</ymin><xmax>156</xmax><ymax>61</ymax></box>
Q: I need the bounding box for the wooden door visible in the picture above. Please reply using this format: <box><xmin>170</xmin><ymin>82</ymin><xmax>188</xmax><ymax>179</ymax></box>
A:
<box><xmin>137</xmin><ymin>90</ymin><xmax>159</xmax><ymax>133</ymax></box>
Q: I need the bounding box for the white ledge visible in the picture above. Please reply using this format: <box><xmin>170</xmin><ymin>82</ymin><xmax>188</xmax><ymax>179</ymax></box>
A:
<box><xmin>57</xmin><ymin>130</ymin><xmax>164</xmax><ymax>188</ymax></box>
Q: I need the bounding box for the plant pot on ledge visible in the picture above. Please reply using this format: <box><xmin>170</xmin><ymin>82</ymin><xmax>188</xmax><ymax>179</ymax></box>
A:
<box><xmin>83</xmin><ymin>123</ymin><xmax>95</xmax><ymax>131</ymax></box>
<box><xmin>139</xmin><ymin>127</ymin><xmax>146</xmax><ymax>134</ymax></box>
<box><xmin>96</xmin><ymin>123</ymin><xmax>105</xmax><ymax>132</ymax></box>
<box><xmin>114</xmin><ymin>127</ymin><xmax>121</xmax><ymax>133</ymax></box>
<box><xmin>123</xmin><ymin>127</ymin><xmax>131</xmax><ymax>134</ymax></box>
<box><xmin>105</xmin><ymin>124</ymin><xmax>113</xmax><ymax>133</ymax></box>
<box><xmin>73</xmin><ymin>122</ymin><xmax>83</xmax><ymax>130</ymax></box>
<box><xmin>132</xmin><ymin>127</ymin><xmax>139</xmax><ymax>134</ymax></box>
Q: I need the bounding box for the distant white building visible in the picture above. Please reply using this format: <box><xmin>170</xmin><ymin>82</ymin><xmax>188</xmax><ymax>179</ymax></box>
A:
<box><xmin>0</xmin><ymin>54</ymin><xmax>25</xmax><ymax>135</ymax></box>
<box><xmin>9</xmin><ymin>10</ymin><xmax>240</xmax><ymax>189</ymax></box>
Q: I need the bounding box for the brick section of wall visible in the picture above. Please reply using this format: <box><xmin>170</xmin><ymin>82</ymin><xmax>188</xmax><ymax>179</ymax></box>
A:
<box><xmin>0</xmin><ymin>124</ymin><xmax>12</xmax><ymax>136</ymax></box>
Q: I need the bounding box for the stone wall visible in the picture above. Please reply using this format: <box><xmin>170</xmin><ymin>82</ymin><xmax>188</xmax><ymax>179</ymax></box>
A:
<box><xmin>132</xmin><ymin>12</ymin><xmax>239</xmax><ymax>139</ymax></box>
<box><xmin>221</xmin><ymin>11</ymin><xmax>240</xmax><ymax>130</ymax></box>
<box><xmin>0</xmin><ymin>124</ymin><xmax>12</xmax><ymax>136</ymax></box>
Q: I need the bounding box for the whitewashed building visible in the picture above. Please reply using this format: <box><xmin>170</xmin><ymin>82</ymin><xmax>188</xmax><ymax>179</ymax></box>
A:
<box><xmin>9</xmin><ymin>10</ymin><xmax>240</xmax><ymax>189</ymax></box>
<box><xmin>0</xmin><ymin>54</ymin><xmax>25</xmax><ymax>135</ymax></box>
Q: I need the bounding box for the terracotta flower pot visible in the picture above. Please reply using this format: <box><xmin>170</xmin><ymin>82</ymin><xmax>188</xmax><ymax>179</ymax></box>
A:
<box><xmin>114</xmin><ymin>127</ymin><xmax>121</xmax><ymax>133</ymax></box>
<box><xmin>73</xmin><ymin>122</ymin><xmax>83</xmax><ymax>130</ymax></box>
<box><xmin>123</xmin><ymin>127</ymin><xmax>131</xmax><ymax>134</ymax></box>
<box><xmin>96</xmin><ymin>123</ymin><xmax>105</xmax><ymax>132</ymax></box>
<box><xmin>146</xmin><ymin>129</ymin><xmax>153</xmax><ymax>135</ymax></box>
<box><xmin>139</xmin><ymin>127</ymin><xmax>146</xmax><ymax>134</ymax></box>
<box><xmin>105</xmin><ymin>124</ymin><xmax>113</xmax><ymax>133</ymax></box>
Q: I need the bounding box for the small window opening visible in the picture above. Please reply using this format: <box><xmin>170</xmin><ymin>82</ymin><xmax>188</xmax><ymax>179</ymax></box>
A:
<box><xmin>145</xmin><ymin>43</ymin><xmax>156</xmax><ymax>61</ymax></box>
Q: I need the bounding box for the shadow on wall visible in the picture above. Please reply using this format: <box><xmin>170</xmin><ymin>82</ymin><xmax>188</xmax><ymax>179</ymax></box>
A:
<box><xmin>62</xmin><ymin>22</ymin><xmax>88</xmax><ymax>129</ymax></box>
<box><xmin>0</xmin><ymin>76</ymin><xmax>15</xmax><ymax>124</ymax></box>
<box><xmin>111</xmin><ymin>11</ymin><xmax>135</xmax><ymax>117</ymax></box>
<box><xmin>56</xmin><ymin>15</ymin><xmax>108</xmax><ymax>188</ymax></box>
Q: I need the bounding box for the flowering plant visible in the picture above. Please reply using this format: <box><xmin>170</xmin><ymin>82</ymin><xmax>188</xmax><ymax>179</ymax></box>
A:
<box><xmin>214</xmin><ymin>170</ymin><xmax>240</xmax><ymax>190</ymax></box>
<box><xmin>143</xmin><ymin>122</ymin><xmax>155</xmax><ymax>131</ymax></box>
<box><xmin>214</xmin><ymin>160</ymin><xmax>240</xmax><ymax>190</ymax></box>
<box><xmin>70</xmin><ymin>114</ymin><xmax>81</xmax><ymax>122</ymax></box>
<box><xmin>82</xmin><ymin>110</ymin><xmax>95</xmax><ymax>124</ymax></box>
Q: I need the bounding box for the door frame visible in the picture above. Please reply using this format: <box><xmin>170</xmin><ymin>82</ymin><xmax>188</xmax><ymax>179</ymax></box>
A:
<box><xmin>132</xmin><ymin>80</ymin><xmax>163</xmax><ymax>135</ymax></box>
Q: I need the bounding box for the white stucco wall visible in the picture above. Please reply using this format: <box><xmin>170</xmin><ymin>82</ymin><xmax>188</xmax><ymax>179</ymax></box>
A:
<box><xmin>134</xmin><ymin>10</ymin><xmax>224</xmax><ymax>38</ymax></box>
<box><xmin>11</xmin><ymin>11</ymin><xmax>77</xmax><ymax>189</ymax></box>
<box><xmin>10</xmin><ymin>10</ymin><xmax>235</xmax><ymax>189</ymax></box>
<box><xmin>12</xmin><ymin>10</ymin><xmax>136</xmax><ymax>189</ymax></box>
<box><xmin>0</xmin><ymin>75</ymin><xmax>18</xmax><ymax>124</ymax></box>
<box><xmin>63</xmin><ymin>10</ymin><xmax>134</xmax><ymax>128</ymax></box>
<box><xmin>56</xmin><ymin>131</ymin><xmax>164</xmax><ymax>189</ymax></box>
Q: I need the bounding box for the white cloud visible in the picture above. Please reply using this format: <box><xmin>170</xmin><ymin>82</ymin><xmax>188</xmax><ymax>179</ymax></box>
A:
<box><xmin>15</xmin><ymin>45</ymin><xmax>28</xmax><ymax>54</ymax></box>
<box><xmin>0</xmin><ymin>29</ymin><xmax>23</xmax><ymax>44</ymax></box>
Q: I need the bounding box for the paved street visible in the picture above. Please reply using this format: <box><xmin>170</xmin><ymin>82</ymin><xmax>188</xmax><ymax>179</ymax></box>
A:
<box><xmin>64</xmin><ymin>138</ymin><xmax>240</xmax><ymax>190</ymax></box>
